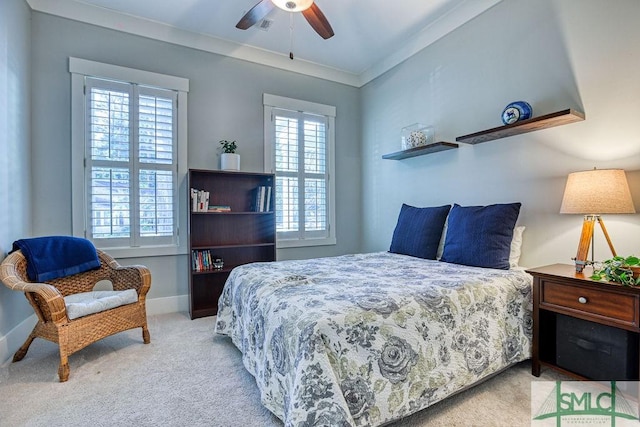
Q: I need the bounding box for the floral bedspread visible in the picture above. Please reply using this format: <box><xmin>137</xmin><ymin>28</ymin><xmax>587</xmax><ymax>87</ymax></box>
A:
<box><xmin>215</xmin><ymin>252</ymin><xmax>532</xmax><ymax>427</ymax></box>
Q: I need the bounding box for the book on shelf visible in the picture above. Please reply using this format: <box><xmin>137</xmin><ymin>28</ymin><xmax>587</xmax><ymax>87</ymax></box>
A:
<box><xmin>191</xmin><ymin>249</ymin><xmax>223</xmax><ymax>272</ymax></box>
<box><xmin>265</xmin><ymin>186</ymin><xmax>272</xmax><ymax>212</ymax></box>
<box><xmin>253</xmin><ymin>185</ymin><xmax>272</xmax><ymax>212</ymax></box>
<box><xmin>190</xmin><ymin>188</ymin><xmax>210</xmax><ymax>212</ymax></box>
<box><xmin>208</xmin><ymin>205</ymin><xmax>231</xmax><ymax>212</ymax></box>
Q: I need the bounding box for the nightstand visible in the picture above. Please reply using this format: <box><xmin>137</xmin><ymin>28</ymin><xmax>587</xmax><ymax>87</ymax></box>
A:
<box><xmin>527</xmin><ymin>264</ymin><xmax>640</xmax><ymax>380</ymax></box>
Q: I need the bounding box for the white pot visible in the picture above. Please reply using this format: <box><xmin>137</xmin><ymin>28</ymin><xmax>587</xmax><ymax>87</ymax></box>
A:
<box><xmin>221</xmin><ymin>153</ymin><xmax>240</xmax><ymax>171</ymax></box>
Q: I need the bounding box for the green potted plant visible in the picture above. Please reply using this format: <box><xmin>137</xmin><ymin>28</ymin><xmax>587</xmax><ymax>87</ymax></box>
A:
<box><xmin>591</xmin><ymin>255</ymin><xmax>640</xmax><ymax>286</ymax></box>
<box><xmin>219</xmin><ymin>140</ymin><xmax>239</xmax><ymax>171</ymax></box>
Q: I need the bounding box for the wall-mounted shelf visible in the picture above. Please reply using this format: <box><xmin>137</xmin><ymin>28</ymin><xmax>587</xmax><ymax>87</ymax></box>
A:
<box><xmin>456</xmin><ymin>109</ymin><xmax>585</xmax><ymax>145</ymax></box>
<box><xmin>382</xmin><ymin>141</ymin><xmax>458</xmax><ymax>160</ymax></box>
<box><xmin>382</xmin><ymin>109</ymin><xmax>584</xmax><ymax>160</ymax></box>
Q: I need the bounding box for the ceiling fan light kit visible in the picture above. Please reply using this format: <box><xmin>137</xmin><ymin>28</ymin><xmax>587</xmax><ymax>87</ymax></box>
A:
<box><xmin>236</xmin><ymin>0</ymin><xmax>334</xmax><ymax>40</ymax></box>
<box><xmin>272</xmin><ymin>0</ymin><xmax>313</xmax><ymax>12</ymax></box>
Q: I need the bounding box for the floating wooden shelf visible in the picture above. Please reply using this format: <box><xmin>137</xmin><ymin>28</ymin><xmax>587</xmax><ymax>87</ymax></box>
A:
<box><xmin>456</xmin><ymin>109</ymin><xmax>585</xmax><ymax>145</ymax></box>
<box><xmin>382</xmin><ymin>141</ymin><xmax>458</xmax><ymax>160</ymax></box>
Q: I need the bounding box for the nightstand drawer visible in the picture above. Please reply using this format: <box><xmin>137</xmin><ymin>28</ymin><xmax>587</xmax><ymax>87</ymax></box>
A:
<box><xmin>541</xmin><ymin>281</ymin><xmax>638</xmax><ymax>325</ymax></box>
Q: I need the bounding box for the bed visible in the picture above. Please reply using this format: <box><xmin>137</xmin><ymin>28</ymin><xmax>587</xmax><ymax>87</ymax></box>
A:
<box><xmin>215</xmin><ymin>252</ymin><xmax>532</xmax><ymax>426</ymax></box>
<box><xmin>215</xmin><ymin>202</ymin><xmax>531</xmax><ymax>426</ymax></box>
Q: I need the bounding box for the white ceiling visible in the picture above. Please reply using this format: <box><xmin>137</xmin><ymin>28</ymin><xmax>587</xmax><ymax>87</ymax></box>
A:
<box><xmin>27</xmin><ymin>0</ymin><xmax>502</xmax><ymax>87</ymax></box>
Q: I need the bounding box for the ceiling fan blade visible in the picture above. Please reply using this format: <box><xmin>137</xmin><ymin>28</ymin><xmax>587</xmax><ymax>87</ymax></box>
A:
<box><xmin>302</xmin><ymin>3</ymin><xmax>334</xmax><ymax>39</ymax></box>
<box><xmin>236</xmin><ymin>0</ymin><xmax>275</xmax><ymax>30</ymax></box>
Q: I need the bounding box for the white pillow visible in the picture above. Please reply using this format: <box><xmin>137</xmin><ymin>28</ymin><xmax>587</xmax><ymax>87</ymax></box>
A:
<box><xmin>436</xmin><ymin>218</ymin><xmax>448</xmax><ymax>260</ymax></box>
<box><xmin>509</xmin><ymin>226</ymin><xmax>525</xmax><ymax>268</ymax></box>
<box><xmin>64</xmin><ymin>289</ymin><xmax>138</xmax><ymax>320</ymax></box>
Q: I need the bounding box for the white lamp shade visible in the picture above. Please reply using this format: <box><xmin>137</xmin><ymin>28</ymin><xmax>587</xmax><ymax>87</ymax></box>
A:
<box><xmin>560</xmin><ymin>169</ymin><xmax>636</xmax><ymax>214</ymax></box>
<box><xmin>271</xmin><ymin>0</ymin><xmax>314</xmax><ymax>12</ymax></box>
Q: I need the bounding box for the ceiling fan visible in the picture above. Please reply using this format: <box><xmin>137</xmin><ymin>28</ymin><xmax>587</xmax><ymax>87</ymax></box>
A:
<box><xmin>236</xmin><ymin>0</ymin><xmax>335</xmax><ymax>40</ymax></box>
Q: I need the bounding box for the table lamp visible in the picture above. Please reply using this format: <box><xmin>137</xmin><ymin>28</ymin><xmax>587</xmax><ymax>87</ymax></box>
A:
<box><xmin>560</xmin><ymin>168</ymin><xmax>635</xmax><ymax>272</ymax></box>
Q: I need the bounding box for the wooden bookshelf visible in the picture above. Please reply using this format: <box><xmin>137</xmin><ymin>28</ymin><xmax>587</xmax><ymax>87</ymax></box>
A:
<box><xmin>456</xmin><ymin>109</ymin><xmax>585</xmax><ymax>145</ymax></box>
<box><xmin>187</xmin><ymin>169</ymin><xmax>275</xmax><ymax>319</ymax></box>
<box><xmin>382</xmin><ymin>141</ymin><xmax>458</xmax><ymax>160</ymax></box>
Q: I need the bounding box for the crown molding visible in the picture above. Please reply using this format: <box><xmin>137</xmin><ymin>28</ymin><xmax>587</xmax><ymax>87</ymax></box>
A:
<box><xmin>26</xmin><ymin>0</ymin><xmax>501</xmax><ymax>88</ymax></box>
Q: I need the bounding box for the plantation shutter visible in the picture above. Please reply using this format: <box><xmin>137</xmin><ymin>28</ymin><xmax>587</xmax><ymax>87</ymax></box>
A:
<box><xmin>85</xmin><ymin>77</ymin><xmax>178</xmax><ymax>248</ymax></box>
<box><xmin>273</xmin><ymin>109</ymin><xmax>329</xmax><ymax>241</ymax></box>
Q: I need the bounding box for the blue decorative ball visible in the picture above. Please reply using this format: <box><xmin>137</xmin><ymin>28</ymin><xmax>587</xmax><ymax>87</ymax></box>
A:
<box><xmin>501</xmin><ymin>101</ymin><xmax>532</xmax><ymax>125</ymax></box>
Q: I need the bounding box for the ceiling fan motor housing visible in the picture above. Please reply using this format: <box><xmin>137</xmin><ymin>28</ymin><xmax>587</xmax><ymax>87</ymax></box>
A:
<box><xmin>272</xmin><ymin>0</ymin><xmax>313</xmax><ymax>12</ymax></box>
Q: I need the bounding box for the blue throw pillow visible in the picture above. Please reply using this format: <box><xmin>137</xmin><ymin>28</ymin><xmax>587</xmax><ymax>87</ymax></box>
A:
<box><xmin>389</xmin><ymin>204</ymin><xmax>451</xmax><ymax>259</ymax></box>
<box><xmin>441</xmin><ymin>203</ymin><xmax>521</xmax><ymax>270</ymax></box>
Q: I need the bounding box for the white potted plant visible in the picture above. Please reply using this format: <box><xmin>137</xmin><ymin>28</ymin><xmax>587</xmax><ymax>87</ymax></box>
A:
<box><xmin>219</xmin><ymin>140</ymin><xmax>240</xmax><ymax>171</ymax></box>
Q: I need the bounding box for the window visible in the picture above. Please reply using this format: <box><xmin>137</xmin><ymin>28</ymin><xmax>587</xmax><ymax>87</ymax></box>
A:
<box><xmin>70</xmin><ymin>58</ymin><xmax>188</xmax><ymax>257</ymax></box>
<box><xmin>264</xmin><ymin>94</ymin><xmax>336</xmax><ymax>248</ymax></box>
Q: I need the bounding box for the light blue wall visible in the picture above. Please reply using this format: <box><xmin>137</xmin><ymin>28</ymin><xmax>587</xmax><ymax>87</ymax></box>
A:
<box><xmin>0</xmin><ymin>0</ymin><xmax>33</xmax><ymax>338</ymax></box>
<box><xmin>361</xmin><ymin>0</ymin><xmax>640</xmax><ymax>267</ymax></box>
<box><xmin>28</xmin><ymin>13</ymin><xmax>361</xmax><ymax>298</ymax></box>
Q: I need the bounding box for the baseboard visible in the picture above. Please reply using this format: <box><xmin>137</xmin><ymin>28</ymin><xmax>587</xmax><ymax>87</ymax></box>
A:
<box><xmin>146</xmin><ymin>294</ymin><xmax>189</xmax><ymax>316</ymax></box>
<box><xmin>0</xmin><ymin>294</ymin><xmax>188</xmax><ymax>365</ymax></box>
<box><xmin>0</xmin><ymin>313</ymin><xmax>37</xmax><ymax>366</ymax></box>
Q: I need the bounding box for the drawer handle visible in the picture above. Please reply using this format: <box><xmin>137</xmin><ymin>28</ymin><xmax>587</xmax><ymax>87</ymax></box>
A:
<box><xmin>569</xmin><ymin>336</ymin><xmax>596</xmax><ymax>351</ymax></box>
<box><xmin>578</xmin><ymin>296</ymin><xmax>588</xmax><ymax>304</ymax></box>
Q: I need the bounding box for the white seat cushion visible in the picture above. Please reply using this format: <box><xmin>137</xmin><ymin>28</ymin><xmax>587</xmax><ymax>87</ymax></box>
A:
<box><xmin>64</xmin><ymin>289</ymin><xmax>138</xmax><ymax>320</ymax></box>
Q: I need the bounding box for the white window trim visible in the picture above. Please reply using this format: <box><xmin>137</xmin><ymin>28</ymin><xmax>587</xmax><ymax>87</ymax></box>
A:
<box><xmin>263</xmin><ymin>93</ymin><xmax>336</xmax><ymax>249</ymax></box>
<box><xmin>70</xmin><ymin>57</ymin><xmax>189</xmax><ymax>258</ymax></box>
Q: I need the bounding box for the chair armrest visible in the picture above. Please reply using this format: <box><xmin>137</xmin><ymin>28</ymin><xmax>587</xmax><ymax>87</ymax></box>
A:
<box><xmin>110</xmin><ymin>265</ymin><xmax>152</xmax><ymax>298</ymax></box>
<box><xmin>0</xmin><ymin>251</ymin><xmax>68</xmax><ymax>322</ymax></box>
<box><xmin>98</xmin><ymin>250</ymin><xmax>151</xmax><ymax>298</ymax></box>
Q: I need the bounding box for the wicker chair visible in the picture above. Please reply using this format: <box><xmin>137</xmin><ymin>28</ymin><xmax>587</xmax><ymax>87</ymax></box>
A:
<box><xmin>0</xmin><ymin>249</ymin><xmax>151</xmax><ymax>382</ymax></box>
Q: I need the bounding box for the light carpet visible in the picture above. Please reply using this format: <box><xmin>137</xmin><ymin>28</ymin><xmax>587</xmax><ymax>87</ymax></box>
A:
<box><xmin>0</xmin><ymin>312</ymin><xmax>563</xmax><ymax>426</ymax></box>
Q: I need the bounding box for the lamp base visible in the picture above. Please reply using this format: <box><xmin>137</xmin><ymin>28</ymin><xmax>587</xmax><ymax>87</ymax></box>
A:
<box><xmin>572</xmin><ymin>214</ymin><xmax>617</xmax><ymax>273</ymax></box>
<box><xmin>573</xmin><ymin>259</ymin><xmax>592</xmax><ymax>273</ymax></box>
<box><xmin>573</xmin><ymin>215</ymin><xmax>595</xmax><ymax>272</ymax></box>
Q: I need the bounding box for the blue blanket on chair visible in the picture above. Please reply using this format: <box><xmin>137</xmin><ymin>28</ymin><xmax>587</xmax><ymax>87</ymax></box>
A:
<box><xmin>12</xmin><ymin>236</ymin><xmax>101</xmax><ymax>282</ymax></box>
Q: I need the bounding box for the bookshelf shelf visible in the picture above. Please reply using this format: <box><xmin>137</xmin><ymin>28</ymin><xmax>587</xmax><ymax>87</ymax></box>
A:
<box><xmin>191</xmin><ymin>211</ymin><xmax>274</xmax><ymax>216</ymax></box>
<box><xmin>191</xmin><ymin>267</ymin><xmax>234</xmax><ymax>275</ymax></box>
<box><xmin>188</xmin><ymin>169</ymin><xmax>276</xmax><ymax>319</ymax></box>
<box><xmin>191</xmin><ymin>243</ymin><xmax>276</xmax><ymax>251</ymax></box>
